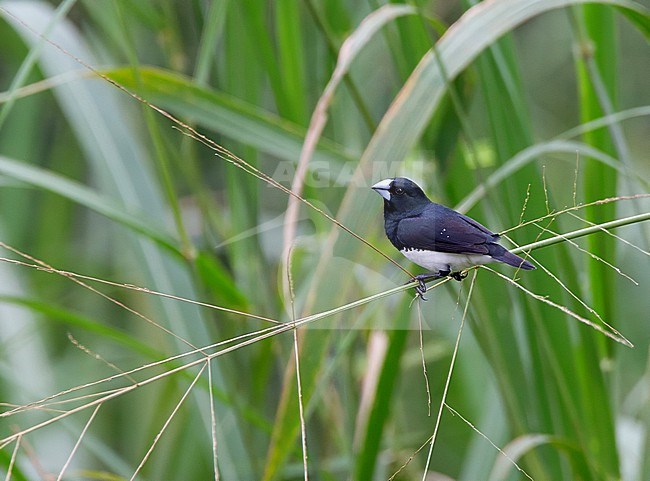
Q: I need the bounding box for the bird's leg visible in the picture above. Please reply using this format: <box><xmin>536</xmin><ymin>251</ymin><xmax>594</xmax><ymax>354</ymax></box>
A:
<box><xmin>450</xmin><ymin>271</ymin><xmax>468</xmax><ymax>282</ymax></box>
<box><xmin>411</xmin><ymin>271</ymin><xmax>449</xmax><ymax>300</ymax></box>
<box><xmin>438</xmin><ymin>268</ymin><xmax>451</xmax><ymax>278</ymax></box>
<box><xmin>414</xmin><ymin>276</ymin><xmax>429</xmax><ymax>300</ymax></box>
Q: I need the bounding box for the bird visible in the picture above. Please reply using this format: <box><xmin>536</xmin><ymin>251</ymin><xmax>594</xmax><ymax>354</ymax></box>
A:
<box><xmin>372</xmin><ymin>177</ymin><xmax>534</xmax><ymax>297</ymax></box>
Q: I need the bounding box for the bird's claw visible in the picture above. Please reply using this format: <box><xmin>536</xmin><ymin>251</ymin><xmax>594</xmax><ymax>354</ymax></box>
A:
<box><xmin>411</xmin><ymin>274</ymin><xmax>440</xmax><ymax>300</ymax></box>
<box><xmin>410</xmin><ymin>270</ymin><xmax>465</xmax><ymax>299</ymax></box>
<box><xmin>415</xmin><ymin>278</ymin><xmax>428</xmax><ymax>300</ymax></box>
<box><xmin>411</xmin><ymin>270</ymin><xmax>466</xmax><ymax>298</ymax></box>
<box><xmin>450</xmin><ymin>271</ymin><xmax>468</xmax><ymax>281</ymax></box>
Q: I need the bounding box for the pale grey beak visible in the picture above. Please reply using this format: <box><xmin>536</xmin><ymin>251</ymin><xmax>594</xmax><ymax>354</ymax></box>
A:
<box><xmin>371</xmin><ymin>178</ymin><xmax>393</xmax><ymax>201</ymax></box>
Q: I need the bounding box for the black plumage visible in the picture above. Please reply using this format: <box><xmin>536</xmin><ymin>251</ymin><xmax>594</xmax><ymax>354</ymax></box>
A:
<box><xmin>389</xmin><ymin>203</ymin><xmax>497</xmax><ymax>254</ymax></box>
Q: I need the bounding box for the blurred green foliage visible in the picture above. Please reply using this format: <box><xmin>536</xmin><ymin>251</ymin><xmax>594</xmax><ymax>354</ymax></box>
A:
<box><xmin>0</xmin><ymin>1</ymin><xmax>649</xmax><ymax>480</ymax></box>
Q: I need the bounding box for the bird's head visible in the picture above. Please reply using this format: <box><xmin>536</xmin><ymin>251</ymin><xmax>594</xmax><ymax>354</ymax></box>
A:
<box><xmin>371</xmin><ymin>177</ymin><xmax>430</xmax><ymax>214</ymax></box>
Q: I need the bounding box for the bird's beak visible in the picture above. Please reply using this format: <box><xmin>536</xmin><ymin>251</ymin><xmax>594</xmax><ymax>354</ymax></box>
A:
<box><xmin>372</xmin><ymin>179</ymin><xmax>392</xmax><ymax>201</ymax></box>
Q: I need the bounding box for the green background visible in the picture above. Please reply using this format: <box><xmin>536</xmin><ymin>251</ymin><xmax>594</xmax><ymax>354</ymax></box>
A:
<box><xmin>0</xmin><ymin>1</ymin><xmax>649</xmax><ymax>480</ymax></box>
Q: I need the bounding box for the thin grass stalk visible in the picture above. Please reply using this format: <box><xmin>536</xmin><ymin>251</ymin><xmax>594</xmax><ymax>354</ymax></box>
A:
<box><xmin>422</xmin><ymin>271</ymin><xmax>477</xmax><ymax>478</ymax></box>
<box><xmin>129</xmin><ymin>364</ymin><xmax>206</xmax><ymax>481</ymax></box>
<box><xmin>207</xmin><ymin>360</ymin><xmax>220</xmax><ymax>481</ymax></box>
<box><xmin>287</xmin><ymin>246</ymin><xmax>309</xmax><ymax>480</ymax></box>
<box><xmin>112</xmin><ymin>1</ymin><xmax>194</xmax><ymax>259</ymax></box>
<box><xmin>55</xmin><ymin>403</ymin><xmax>102</xmax><ymax>481</ymax></box>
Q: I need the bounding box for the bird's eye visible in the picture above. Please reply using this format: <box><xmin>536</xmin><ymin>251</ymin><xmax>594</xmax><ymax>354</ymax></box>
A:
<box><xmin>394</xmin><ymin>187</ymin><xmax>405</xmax><ymax>195</ymax></box>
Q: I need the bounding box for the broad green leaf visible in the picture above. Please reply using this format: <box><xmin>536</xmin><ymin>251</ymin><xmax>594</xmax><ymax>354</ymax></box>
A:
<box><xmin>106</xmin><ymin>67</ymin><xmax>352</xmax><ymax>167</ymax></box>
<box><xmin>0</xmin><ymin>154</ymin><xmax>178</xmax><ymax>253</ymax></box>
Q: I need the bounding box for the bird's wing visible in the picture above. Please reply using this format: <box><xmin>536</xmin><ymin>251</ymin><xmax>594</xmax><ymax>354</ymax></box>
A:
<box><xmin>396</xmin><ymin>204</ymin><xmax>497</xmax><ymax>254</ymax></box>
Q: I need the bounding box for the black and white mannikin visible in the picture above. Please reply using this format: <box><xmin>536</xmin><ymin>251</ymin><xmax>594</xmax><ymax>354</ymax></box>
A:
<box><xmin>372</xmin><ymin>177</ymin><xmax>534</xmax><ymax>296</ymax></box>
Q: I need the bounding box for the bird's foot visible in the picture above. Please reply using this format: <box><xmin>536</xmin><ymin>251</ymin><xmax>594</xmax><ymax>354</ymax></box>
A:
<box><xmin>411</xmin><ymin>272</ymin><xmax>448</xmax><ymax>300</ymax></box>
<box><xmin>415</xmin><ymin>279</ymin><xmax>428</xmax><ymax>300</ymax></box>
<box><xmin>450</xmin><ymin>271</ymin><xmax>468</xmax><ymax>282</ymax></box>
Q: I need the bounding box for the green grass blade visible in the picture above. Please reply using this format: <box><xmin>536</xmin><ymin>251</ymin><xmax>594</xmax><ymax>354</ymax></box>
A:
<box><xmin>354</xmin><ymin>296</ymin><xmax>412</xmax><ymax>481</ymax></box>
<box><xmin>2</xmin><ymin>2</ymin><xmax>252</xmax><ymax>477</ymax></box>
<box><xmin>106</xmin><ymin>66</ymin><xmax>352</xmax><ymax>166</ymax></box>
<box><xmin>276</xmin><ymin>0</ymin><xmax>307</xmax><ymax>124</ymax></box>
<box><xmin>357</xmin><ymin>0</ymin><xmax>649</xmax><ymax>171</ymax></box>
<box><xmin>575</xmin><ymin>6</ymin><xmax>621</xmax><ymax>473</ymax></box>
<box><xmin>0</xmin><ymin>154</ymin><xmax>178</xmax><ymax>253</ymax></box>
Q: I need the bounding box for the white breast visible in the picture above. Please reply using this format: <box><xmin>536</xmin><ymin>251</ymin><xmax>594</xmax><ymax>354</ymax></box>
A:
<box><xmin>400</xmin><ymin>248</ymin><xmax>493</xmax><ymax>273</ymax></box>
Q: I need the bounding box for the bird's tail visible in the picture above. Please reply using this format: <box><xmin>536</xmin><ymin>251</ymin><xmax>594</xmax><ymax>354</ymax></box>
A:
<box><xmin>488</xmin><ymin>244</ymin><xmax>535</xmax><ymax>270</ymax></box>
